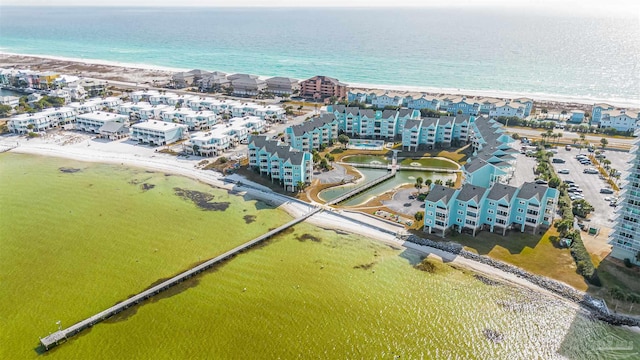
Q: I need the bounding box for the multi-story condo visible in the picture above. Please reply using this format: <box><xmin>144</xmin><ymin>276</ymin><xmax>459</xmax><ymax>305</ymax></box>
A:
<box><xmin>182</xmin><ymin>115</ymin><xmax>265</xmax><ymax>157</ymax></box>
<box><xmin>424</xmin><ymin>182</ymin><xmax>558</xmax><ymax>237</ymax></box>
<box><xmin>8</xmin><ymin>107</ymin><xmax>76</xmax><ymax>134</ymax></box>
<box><xmin>285</xmin><ymin>113</ymin><xmax>339</xmax><ymax>152</ymax></box>
<box><xmin>442</xmin><ymin>96</ymin><xmax>480</xmax><ymax>116</ymax></box>
<box><xmin>300</xmin><ymin>75</ymin><xmax>348</xmax><ymax>101</ymax></box>
<box><xmin>265</xmin><ymin>77</ymin><xmax>300</xmax><ymax>95</ymax></box>
<box><xmin>610</xmin><ymin>135</ymin><xmax>640</xmax><ymax>265</ymax></box>
<box><xmin>407</xmin><ymin>94</ymin><xmax>441</xmax><ymax>111</ymax></box>
<box><xmin>248</xmin><ymin>135</ymin><xmax>313</xmax><ymax>192</ymax></box>
<box><xmin>130</xmin><ymin>121</ymin><xmax>188</xmax><ymax>146</ymax></box>
<box><xmin>197</xmin><ymin>71</ymin><xmax>230</xmax><ymax>92</ymax></box>
<box><xmin>371</xmin><ymin>92</ymin><xmax>403</xmax><ymax>108</ymax></box>
<box><xmin>75</xmin><ymin>112</ymin><xmax>128</xmax><ymax>133</ymax></box>
<box><xmin>511</xmin><ymin>98</ymin><xmax>533</xmax><ymax>117</ymax></box>
<box><xmin>228</xmin><ymin>74</ymin><xmax>268</xmax><ymax>96</ymax></box>
<box><xmin>328</xmin><ymin>105</ymin><xmax>420</xmax><ymax>140</ymax></box>
<box><xmin>599</xmin><ymin>109</ymin><xmax>640</xmax><ymax>132</ymax></box>
<box><xmin>401</xmin><ymin>115</ymin><xmax>472</xmax><ymax>151</ymax></box>
<box><xmin>160</xmin><ymin>109</ymin><xmax>218</xmax><ymax>130</ymax></box>
<box><xmin>130</xmin><ymin>90</ymin><xmax>161</xmax><ymax>103</ymax></box>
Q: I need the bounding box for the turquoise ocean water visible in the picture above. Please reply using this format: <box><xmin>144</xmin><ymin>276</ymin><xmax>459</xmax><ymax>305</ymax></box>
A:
<box><xmin>0</xmin><ymin>7</ymin><xmax>639</xmax><ymax>104</ymax></box>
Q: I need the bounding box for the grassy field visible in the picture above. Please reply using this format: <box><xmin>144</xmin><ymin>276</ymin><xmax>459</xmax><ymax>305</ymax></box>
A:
<box><xmin>428</xmin><ymin>228</ymin><xmax>589</xmax><ymax>291</ymax></box>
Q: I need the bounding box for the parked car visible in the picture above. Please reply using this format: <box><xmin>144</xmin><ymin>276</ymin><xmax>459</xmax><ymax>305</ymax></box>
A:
<box><xmin>576</xmin><ymin>154</ymin><xmax>588</xmax><ymax>159</ymax></box>
<box><xmin>600</xmin><ymin>188</ymin><xmax>615</xmax><ymax>194</ymax></box>
<box><xmin>558</xmin><ymin>169</ymin><xmax>570</xmax><ymax>174</ymax></box>
<box><xmin>552</xmin><ymin>158</ymin><xmax>566</xmax><ymax>163</ymax></box>
<box><xmin>565</xmin><ymin>145</ymin><xmax>572</xmax><ymax>151</ymax></box>
<box><xmin>563</xmin><ymin>180</ymin><xmax>575</xmax><ymax>184</ymax></box>
<box><xmin>535</xmin><ymin>179</ymin><xmax>548</xmax><ymax>185</ymax></box>
<box><xmin>569</xmin><ymin>188</ymin><xmax>583</xmax><ymax>193</ymax></box>
<box><xmin>570</xmin><ymin>194</ymin><xmax>584</xmax><ymax>200</ymax></box>
<box><xmin>583</xmin><ymin>168</ymin><xmax>599</xmax><ymax>174</ymax></box>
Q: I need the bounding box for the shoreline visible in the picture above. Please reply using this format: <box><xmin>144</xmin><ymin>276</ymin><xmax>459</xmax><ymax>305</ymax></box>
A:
<box><xmin>1</xmin><ymin>51</ymin><xmax>638</xmax><ymax>108</ymax></box>
<box><xmin>2</xmin><ymin>134</ymin><xmax>638</xmax><ymax>329</ymax></box>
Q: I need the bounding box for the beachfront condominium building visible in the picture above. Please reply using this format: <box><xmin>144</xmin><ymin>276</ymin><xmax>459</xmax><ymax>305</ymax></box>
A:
<box><xmin>423</xmin><ymin>182</ymin><xmax>558</xmax><ymax>237</ymax></box>
<box><xmin>591</xmin><ymin>103</ymin><xmax>615</xmax><ymax>126</ymax></box>
<box><xmin>285</xmin><ymin>113</ymin><xmax>339</xmax><ymax>152</ymax></box>
<box><xmin>8</xmin><ymin>107</ymin><xmax>76</xmax><ymax>134</ymax></box>
<box><xmin>401</xmin><ymin>115</ymin><xmax>471</xmax><ymax>151</ymax></box>
<box><xmin>130</xmin><ymin>121</ymin><xmax>188</xmax><ymax>146</ymax></box>
<box><xmin>599</xmin><ymin>109</ymin><xmax>640</xmax><ymax>132</ymax></box>
<box><xmin>265</xmin><ymin>77</ymin><xmax>300</xmax><ymax>95</ymax></box>
<box><xmin>248</xmin><ymin>135</ymin><xmax>313</xmax><ymax>192</ymax></box>
<box><xmin>170</xmin><ymin>69</ymin><xmax>211</xmax><ymax>89</ymax></box>
<box><xmin>489</xmin><ymin>101</ymin><xmax>527</xmax><ymax>119</ymax></box>
<box><xmin>609</xmin><ymin>135</ymin><xmax>640</xmax><ymax>265</ymax></box>
<box><xmin>440</xmin><ymin>96</ymin><xmax>480</xmax><ymax>116</ymax></box>
<box><xmin>228</xmin><ymin>74</ymin><xmax>268</xmax><ymax>96</ymax></box>
<box><xmin>300</xmin><ymin>76</ymin><xmax>348</xmax><ymax>101</ymax></box>
<box><xmin>197</xmin><ymin>71</ymin><xmax>230</xmax><ymax>92</ymax></box>
<box><xmin>75</xmin><ymin>112</ymin><xmax>128</xmax><ymax>133</ymax></box>
<box><xmin>371</xmin><ymin>92</ymin><xmax>404</xmax><ymax>108</ymax></box>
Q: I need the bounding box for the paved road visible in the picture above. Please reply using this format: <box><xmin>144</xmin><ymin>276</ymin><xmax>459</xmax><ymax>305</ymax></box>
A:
<box><xmin>505</xmin><ymin>127</ymin><xmax>635</xmax><ymax>150</ymax></box>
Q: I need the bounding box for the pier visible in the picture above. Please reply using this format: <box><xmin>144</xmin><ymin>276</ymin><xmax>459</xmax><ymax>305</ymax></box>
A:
<box><xmin>39</xmin><ymin>207</ymin><xmax>323</xmax><ymax>351</ymax></box>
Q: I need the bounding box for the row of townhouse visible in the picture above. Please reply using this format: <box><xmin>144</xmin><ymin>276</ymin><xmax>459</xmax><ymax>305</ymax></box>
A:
<box><xmin>68</xmin><ymin>97</ymin><xmax>123</xmax><ymax>114</ymax></box>
<box><xmin>285</xmin><ymin>114</ymin><xmax>339</xmax><ymax>152</ymax></box>
<box><xmin>183</xmin><ymin>116</ymin><xmax>266</xmax><ymax>156</ymax></box>
<box><xmin>347</xmin><ymin>89</ymin><xmax>534</xmax><ymax>118</ymax></box>
<box><xmin>130</xmin><ymin>121</ymin><xmax>189</xmax><ymax>146</ymax></box>
<box><xmin>327</xmin><ymin>105</ymin><xmax>421</xmax><ymax>140</ymax></box>
<box><xmin>126</xmin><ymin>92</ymin><xmax>286</xmax><ymax>121</ymax></box>
<box><xmin>7</xmin><ymin>107</ymin><xmax>76</xmax><ymax>133</ymax></box>
<box><xmin>248</xmin><ymin>135</ymin><xmax>313</xmax><ymax>192</ymax></box>
<box><xmin>75</xmin><ymin>112</ymin><xmax>128</xmax><ymax>134</ymax></box>
<box><xmin>424</xmin><ymin>182</ymin><xmax>558</xmax><ymax>236</ymax></box>
<box><xmin>591</xmin><ymin>103</ymin><xmax>640</xmax><ymax>131</ymax></box>
<box><xmin>160</xmin><ymin>109</ymin><xmax>218</xmax><ymax>131</ymax></box>
<box><xmin>402</xmin><ymin>115</ymin><xmax>472</xmax><ymax>151</ymax></box>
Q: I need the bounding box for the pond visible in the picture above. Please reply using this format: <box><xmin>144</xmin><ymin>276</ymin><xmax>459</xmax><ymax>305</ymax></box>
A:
<box><xmin>319</xmin><ymin>168</ymin><xmax>456</xmax><ymax>206</ymax></box>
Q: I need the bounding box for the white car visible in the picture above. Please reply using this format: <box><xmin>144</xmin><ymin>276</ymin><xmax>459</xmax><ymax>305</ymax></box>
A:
<box><xmin>558</xmin><ymin>169</ymin><xmax>570</xmax><ymax>174</ymax></box>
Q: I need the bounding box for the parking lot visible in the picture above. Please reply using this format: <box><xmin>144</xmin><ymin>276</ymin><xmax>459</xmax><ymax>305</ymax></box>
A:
<box><xmin>549</xmin><ymin>148</ymin><xmax>632</xmax><ymax>229</ymax></box>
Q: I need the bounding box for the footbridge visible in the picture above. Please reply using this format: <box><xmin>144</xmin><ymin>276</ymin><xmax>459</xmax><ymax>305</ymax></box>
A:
<box><xmin>39</xmin><ymin>206</ymin><xmax>323</xmax><ymax>350</ymax></box>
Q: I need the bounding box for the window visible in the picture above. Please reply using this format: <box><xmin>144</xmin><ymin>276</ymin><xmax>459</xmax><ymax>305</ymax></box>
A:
<box><xmin>516</xmin><ymin>216</ymin><xmax>522</xmax><ymax>221</ymax></box>
<box><xmin>488</xmin><ymin>209</ymin><xmax>494</xmax><ymax>214</ymax></box>
<box><xmin>519</xmin><ymin>200</ymin><xmax>525</xmax><ymax>205</ymax></box>
<box><xmin>487</xmin><ymin>217</ymin><xmax>493</xmax><ymax>222</ymax></box>
<box><xmin>457</xmin><ymin>210</ymin><xmax>464</xmax><ymax>215</ymax></box>
<box><xmin>518</xmin><ymin>208</ymin><xmax>524</xmax><ymax>213</ymax></box>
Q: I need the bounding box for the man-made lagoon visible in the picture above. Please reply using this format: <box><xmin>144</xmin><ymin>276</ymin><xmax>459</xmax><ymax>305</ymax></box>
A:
<box><xmin>1</xmin><ymin>153</ymin><xmax>638</xmax><ymax>359</ymax></box>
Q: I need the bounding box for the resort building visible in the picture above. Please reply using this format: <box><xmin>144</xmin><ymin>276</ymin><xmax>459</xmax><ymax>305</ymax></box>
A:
<box><xmin>247</xmin><ymin>135</ymin><xmax>313</xmax><ymax>192</ymax></box>
<box><xmin>489</xmin><ymin>101</ymin><xmax>527</xmax><ymax>119</ymax></box>
<box><xmin>285</xmin><ymin>113</ymin><xmax>339</xmax><ymax>152</ymax></box>
<box><xmin>328</xmin><ymin>105</ymin><xmax>420</xmax><ymax>140</ymax></box>
<box><xmin>98</xmin><ymin>122</ymin><xmax>129</xmax><ymax>140</ymax></box>
<box><xmin>265</xmin><ymin>77</ymin><xmax>300</xmax><ymax>95</ymax></box>
<box><xmin>160</xmin><ymin>109</ymin><xmax>218</xmax><ymax>130</ymax></box>
<box><xmin>599</xmin><ymin>109</ymin><xmax>640</xmax><ymax>132</ymax></box>
<box><xmin>441</xmin><ymin>96</ymin><xmax>480</xmax><ymax>116</ymax></box>
<box><xmin>75</xmin><ymin>112</ymin><xmax>128</xmax><ymax>134</ymax></box>
<box><xmin>7</xmin><ymin>107</ymin><xmax>76</xmax><ymax>134</ymax></box>
<box><xmin>610</xmin><ymin>135</ymin><xmax>640</xmax><ymax>265</ymax></box>
<box><xmin>300</xmin><ymin>75</ymin><xmax>348</xmax><ymax>101</ymax></box>
<box><xmin>423</xmin><ymin>182</ymin><xmax>558</xmax><ymax>237</ymax></box>
<box><xmin>228</xmin><ymin>74</ymin><xmax>267</xmax><ymax>96</ymax></box>
<box><xmin>400</xmin><ymin>115</ymin><xmax>471</xmax><ymax>151</ymax></box>
<box><xmin>130</xmin><ymin>121</ymin><xmax>188</xmax><ymax>146</ymax></box>
<box><xmin>130</xmin><ymin>90</ymin><xmax>161</xmax><ymax>103</ymax></box>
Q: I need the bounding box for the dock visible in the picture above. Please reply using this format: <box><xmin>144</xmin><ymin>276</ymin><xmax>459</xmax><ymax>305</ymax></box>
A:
<box><xmin>39</xmin><ymin>207</ymin><xmax>322</xmax><ymax>350</ymax></box>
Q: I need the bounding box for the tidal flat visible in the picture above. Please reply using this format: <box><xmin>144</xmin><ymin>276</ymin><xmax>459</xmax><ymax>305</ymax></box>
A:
<box><xmin>1</xmin><ymin>153</ymin><xmax>638</xmax><ymax>359</ymax></box>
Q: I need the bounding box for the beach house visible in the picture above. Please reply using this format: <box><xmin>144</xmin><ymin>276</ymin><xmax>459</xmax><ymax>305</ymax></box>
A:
<box><xmin>591</xmin><ymin>103</ymin><xmax>615</xmax><ymax>126</ymax></box>
<box><xmin>248</xmin><ymin>135</ymin><xmax>313</xmax><ymax>192</ymax></box>
<box><xmin>228</xmin><ymin>74</ymin><xmax>267</xmax><ymax>96</ymax></box>
<box><xmin>160</xmin><ymin>109</ymin><xmax>218</xmax><ymax>130</ymax></box>
<box><xmin>197</xmin><ymin>71</ymin><xmax>230</xmax><ymax>92</ymax></box>
<box><xmin>407</xmin><ymin>94</ymin><xmax>441</xmax><ymax>111</ymax></box>
<box><xmin>489</xmin><ymin>101</ymin><xmax>526</xmax><ymax>119</ymax></box>
<box><xmin>130</xmin><ymin>121</ymin><xmax>188</xmax><ymax>146</ymax></box>
<box><xmin>371</xmin><ymin>92</ymin><xmax>403</xmax><ymax>108</ymax></box>
<box><xmin>512</xmin><ymin>98</ymin><xmax>534</xmax><ymax>117</ymax></box>
<box><xmin>599</xmin><ymin>109</ymin><xmax>640</xmax><ymax>132</ymax></box>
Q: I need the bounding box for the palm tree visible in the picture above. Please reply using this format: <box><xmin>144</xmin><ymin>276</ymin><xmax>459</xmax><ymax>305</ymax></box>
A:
<box><xmin>415</xmin><ymin>177</ymin><xmax>424</xmax><ymax>193</ymax></box>
<box><xmin>602</xmin><ymin>159</ymin><xmax>612</xmax><ymax>169</ymax></box>
<box><xmin>600</xmin><ymin>137</ymin><xmax>608</xmax><ymax>150</ymax></box>
<box><xmin>425</xmin><ymin>179</ymin><xmax>433</xmax><ymax>190</ymax></box>
<box><xmin>296</xmin><ymin>181</ymin><xmax>305</xmax><ymax>193</ymax></box>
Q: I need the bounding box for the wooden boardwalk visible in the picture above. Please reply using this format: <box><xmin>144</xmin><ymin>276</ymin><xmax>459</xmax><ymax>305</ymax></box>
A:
<box><xmin>326</xmin><ymin>171</ymin><xmax>396</xmax><ymax>205</ymax></box>
<box><xmin>39</xmin><ymin>207</ymin><xmax>322</xmax><ymax>350</ymax></box>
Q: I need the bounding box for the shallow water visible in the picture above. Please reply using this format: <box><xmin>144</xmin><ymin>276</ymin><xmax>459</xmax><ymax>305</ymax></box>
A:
<box><xmin>1</xmin><ymin>153</ymin><xmax>638</xmax><ymax>359</ymax></box>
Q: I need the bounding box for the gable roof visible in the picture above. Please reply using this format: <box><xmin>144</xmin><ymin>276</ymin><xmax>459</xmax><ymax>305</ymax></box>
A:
<box><xmin>456</xmin><ymin>184</ymin><xmax>487</xmax><ymax>203</ymax></box>
<box><xmin>486</xmin><ymin>183</ymin><xmax>518</xmax><ymax>202</ymax></box>
<box><xmin>517</xmin><ymin>182</ymin><xmax>548</xmax><ymax>201</ymax></box>
<box><xmin>425</xmin><ymin>185</ymin><xmax>457</xmax><ymax>204</ymax></box>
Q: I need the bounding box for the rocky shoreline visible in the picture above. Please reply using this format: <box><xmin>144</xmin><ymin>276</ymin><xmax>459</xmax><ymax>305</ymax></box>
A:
<box><xmin>404</xmin><ymin>234</ymin><xmax>640</xmax><ymax>328</ymax></box>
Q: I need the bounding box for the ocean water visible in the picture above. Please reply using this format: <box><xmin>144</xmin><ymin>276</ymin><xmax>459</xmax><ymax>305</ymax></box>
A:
<box><xmin>0</xmin><ymin>7</ymin><xmax>638</xmax><ymax>104</ymax></box>
<box><xmin>1</xmin><ymin>153</ymin><xmax>639</xmax><ymax>359</ymax></box>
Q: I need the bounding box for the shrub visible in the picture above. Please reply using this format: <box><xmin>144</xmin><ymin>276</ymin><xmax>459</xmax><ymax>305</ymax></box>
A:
<box><xmin>219</xmin><ymin>157</ymin><xmax>228</xmax><ymax>164</ymax></box>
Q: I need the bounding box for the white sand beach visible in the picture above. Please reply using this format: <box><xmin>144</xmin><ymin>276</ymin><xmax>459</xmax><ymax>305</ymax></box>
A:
<box><xmin>2</xmin><ymin>52</ymin><xmax>638</xmax><ymax>108</ymax></box>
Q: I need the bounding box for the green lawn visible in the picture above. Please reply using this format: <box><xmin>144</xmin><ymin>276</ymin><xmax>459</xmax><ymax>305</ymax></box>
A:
<box><xmin>440</xmin><ymin>228</ymin><xmax>589</xmax><ymax>291</ymax></box>
<box><xmin>588</xmin><ymin>259</ymin><xmax>640</xmax><ymax>315</ymax></box>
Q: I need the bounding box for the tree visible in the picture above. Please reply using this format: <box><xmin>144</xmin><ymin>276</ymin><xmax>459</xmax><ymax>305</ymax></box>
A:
<box><xmin>425</xmin><ymin>178</ymin><xmax>433</xmax><ymax>190</ymax></box>
<box><xmin>338</xmin><ymin>134</ymin><xmax>350</xmax><ymax>149</ymax></box>
<box><xmin>555</xmin><ymin>219</ymin><xmax>573</xmax><ymax>235</ymax></box>
<box><xmin>445</xmin><ymin>179</ymin><xmax>455</xmax><ymax>187</ymax></box>
<box><xmin>414</xmin><ymin>211</ymin><xmax>424</xmax><ymax>221</ymax></box>
<box><xmin>415</xmin><ymin>177</ymin><xmax>424</xmax><ymax>193</ymax></box>
<box><xmin>572</xmin><ymin>199</ymin><xmax>594</xmax><ymax>218</ymax></box>
<box><xmin>296</xmin><ymin>181</ymin><xmax>305</xmax><ymax>193</ymax></box>
<box><xmin>0</xmin><ymin>104</ymin><xmax>12</xmax><ymax>117</ymax></box>
<box><xmin>602</xmin><ymin>159</ymin><xmax>611</xmax><ymax>169</ymax></box>
<box><xmin>548</xmin><ymin>177</ymin><xmax>561</xmax><ymax>188</ymax></box>
<box><xmin>434</xmin><ymin>179</ymin><xmax>443</xmax><ymax>185</ymax></box>
<box><xmin>600</xmin><ymin>137</ymin><xmax>608</xmax><ymax>150</ymax></box>
<box><xmin>312</xmin><ymin>150</ymin><xmax>321</xmax><ymax>164</ymax></box>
